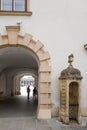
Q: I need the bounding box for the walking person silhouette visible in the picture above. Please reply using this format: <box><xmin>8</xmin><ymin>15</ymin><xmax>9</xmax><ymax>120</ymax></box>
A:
<box><xmin>27</xmin><ymin>85</ymin><xmax>30</xmax><ymax>100</ymax></box>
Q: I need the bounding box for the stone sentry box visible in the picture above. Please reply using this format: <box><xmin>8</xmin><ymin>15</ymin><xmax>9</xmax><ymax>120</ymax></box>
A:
<box><xmin>59</xmin><ymin>54</ymin><xmax>82</xmax><ymax>124</ymax></box>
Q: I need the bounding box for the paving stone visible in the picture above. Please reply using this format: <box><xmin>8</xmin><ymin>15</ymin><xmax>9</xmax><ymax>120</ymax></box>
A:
<box><xmin>0</xmin><ymin>96</ymin><xmax>87</xmax><ymax>130</ymax></box>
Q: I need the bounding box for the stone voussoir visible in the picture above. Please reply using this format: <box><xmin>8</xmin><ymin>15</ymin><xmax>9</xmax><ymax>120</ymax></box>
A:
<box><xmin>32</xmin><ymin>40</ymin><xmax>44</xmax><ymax>52</ymax></box>
<box><xmin>37</xmin><ymin>51</ymin><xmax>50</xmax><ymax>61</ymax></box>
<box><xmin>22</xmin><ymin>33</ymin><xmax>32</xmax><ymax>46</ymax></box>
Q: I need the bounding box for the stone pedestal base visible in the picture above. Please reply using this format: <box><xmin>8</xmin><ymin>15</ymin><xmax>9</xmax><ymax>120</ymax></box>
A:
<box><xmin>37</xmin><ymin>109</ymin><xmax>51</xmax><ymax>119</ymax></box>
<box><xmin>78</xmin><ymin>117</ymin><xmax>82</xmax><ymax>124</ymax></box>
<box><xmin>60</xmin><ymin>115</ymin><xmax>69</xmax><ymax>124</ymax></box>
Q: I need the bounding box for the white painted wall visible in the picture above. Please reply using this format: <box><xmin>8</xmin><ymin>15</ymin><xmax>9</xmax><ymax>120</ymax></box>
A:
<box><xmin>0</xmin><ymin>0</ymin><xmax>87</xmax><ymax>108</ymax></box>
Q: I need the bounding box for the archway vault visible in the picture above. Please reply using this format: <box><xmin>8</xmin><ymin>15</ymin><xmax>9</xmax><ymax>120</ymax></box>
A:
<box><xmin>0</xmin><ymin>26</ymin><xmax>51</xmax><ymax>119</ymax></box>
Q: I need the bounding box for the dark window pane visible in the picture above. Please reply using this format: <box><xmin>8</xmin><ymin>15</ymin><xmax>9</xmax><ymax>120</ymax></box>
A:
<box><xmin>14</xmin><ymin>0</ymin><xmax>25</xmax><ymax>11</ymax></box>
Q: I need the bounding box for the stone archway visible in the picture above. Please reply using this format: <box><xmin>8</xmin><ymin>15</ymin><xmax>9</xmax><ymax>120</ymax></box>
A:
<box><xmin>13</xmin><ymin>69</ymin><xmax>38</xmax><ymax>96</ymax></box>
<box><xmin>0</xmin><ymin>26</ymin><xmax>51</xmax><ymax>119</ymax></box>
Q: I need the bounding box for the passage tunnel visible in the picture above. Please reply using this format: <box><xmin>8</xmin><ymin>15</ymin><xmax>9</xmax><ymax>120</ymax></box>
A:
<box><xmin>0</xmin><ymin>26</ymin><xmax>51</xmax><ymax>119</ymax></box>
<box><xmin>0</xmin><ymin>46</ymin><xmax>39</xmax><ymax>117</ymax></box>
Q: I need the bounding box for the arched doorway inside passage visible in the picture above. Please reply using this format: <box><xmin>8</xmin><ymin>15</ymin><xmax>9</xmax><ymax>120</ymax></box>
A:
<box><xmin>0</xmin><ymin>26</ymin><xmax>51</xmax><ymax>119</ymax></box>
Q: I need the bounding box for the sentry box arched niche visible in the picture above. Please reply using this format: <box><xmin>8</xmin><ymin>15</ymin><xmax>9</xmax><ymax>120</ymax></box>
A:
<box><xmin>59</xmin><ymin>54</ymin><xmax>83</xmax><ymax>124</ymax></box>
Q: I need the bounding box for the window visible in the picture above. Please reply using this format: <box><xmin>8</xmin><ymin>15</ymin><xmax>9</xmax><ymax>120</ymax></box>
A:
<box><xmin>0</xmin><ymin>0</ymin><xmax>32</xmax><ymax>16</ymax></box>
<box><xmin>2</xmin><ymin>0</ymin><xmax>12</xmax><ymax>11</ymax></box>
<box><xmin>0</xmin><ymin>0</ymin><xmax>26</xmax><ymax>11</ymax></box>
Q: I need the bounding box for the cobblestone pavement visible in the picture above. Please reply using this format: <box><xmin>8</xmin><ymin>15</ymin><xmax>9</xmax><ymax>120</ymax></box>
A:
<box><xmin>0</xmin><ymin>95</ymin><xmax>87</xmax><ymax>130</ymax></box>
<box><xmin>0</xmin><ymin>117</ymin><xmax>87</xmax><ymax>130</ymax></box>
<box><xmin>37</xmin><ymin>118</ymin><xmax>87</xmax><ymax>130</ymax></box>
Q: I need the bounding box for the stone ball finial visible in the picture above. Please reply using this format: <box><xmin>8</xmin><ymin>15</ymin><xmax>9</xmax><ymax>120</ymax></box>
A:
<box><xmin>68</xmin><ymin>54</ymin><xmax>74</xmax><ymax>67</ymax></box>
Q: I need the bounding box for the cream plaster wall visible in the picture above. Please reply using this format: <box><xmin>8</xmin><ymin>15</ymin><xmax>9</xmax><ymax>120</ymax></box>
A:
<box><xmin>0</xmin><ymin>0</ymin><xmax>87</xmax><ymax>115</ymax></box>
<box><xmin>82</xmin><ymin>107</ymin><xmax>87</xmax><ymax>116</ymax></box>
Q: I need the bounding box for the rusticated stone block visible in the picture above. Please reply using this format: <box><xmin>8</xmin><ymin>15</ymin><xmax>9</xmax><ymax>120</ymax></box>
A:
<box><xmin>22</xmin><ymin>33</ymin><xmax>32</xmax><ymax>45</ymax></box>
<box><xmin>6</xmin><ymin>26</ymin><xmax>20</xmax><ymax>45</ymax></box>
<box><xmin>40</xmin><ymin>97</ymin><xmax>51</xmax><ymax>104</ymax></box>
<box><xmin>2</xmin><ymin>35</ymin><xmax>8</xmax><ymax>45</ymax></box>
<box><xmin>40</xmin><ymin>65</ymin><xmax>51</xmax><ymax>72</ymax></box>
<box><xmin>38</xmin><ymin>52</ymin><xmax>50</xmax><ymax>61</ymax></box>
<box><xmin>40</xmin><ymin>73</ymin><xmax>51</xmax><ymax>82</ymax></box>
<box><xmin>32</xmin><ymin>40</ymin><xmax>43</xmax><ymax>52</ymax></box>
<box><xmin>17</xmin><ymin>35</ymin><xmax>23</xmax><ymax>44</ymax></box>
<box><xmin>37</xmin><ymin>109</ymin><xmax>51</xmax><ymax>119</ymax></box>
<box><xmin>28</xmin><ymin>39</ymin><xmax>36</xmax><ymax>49</ymax></box>
<box><xmin>40</xmin><ymin>86</ymin><xmax>51</xmax><ymax>93</ymax></box>
<box><xmin>40</xmin><ymin>82</ymin><xmax>50</xmax><ymax>88</ymax></box>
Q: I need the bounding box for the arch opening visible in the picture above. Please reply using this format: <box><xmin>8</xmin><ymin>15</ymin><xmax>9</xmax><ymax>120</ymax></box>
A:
<box><xmin>20</xmin><ymin>75</ymin><xmax>35</xmax><ymax>97</ymax></box>
<box><xmin>0</xmin><ymin>46</ymin><xmax>39</xmax><ymax>117</ymax></box>
<box><xmin>0</xmin><ymin>26</ymin><xmax>51</xmax><ymax>119</ymax></box>
<box><xmin>69</xmin><ymin>82</ymin><xmax>79</xmax><ymax>122</ymax></box>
